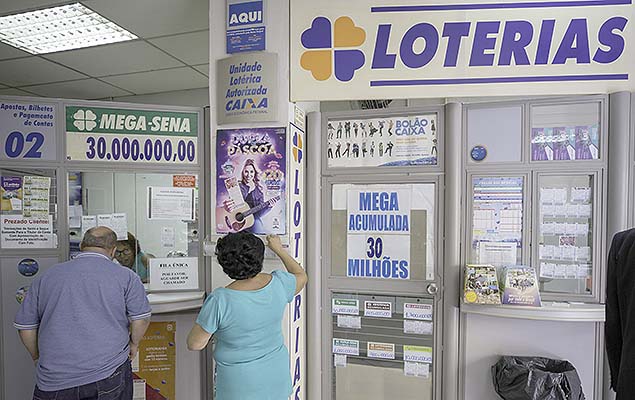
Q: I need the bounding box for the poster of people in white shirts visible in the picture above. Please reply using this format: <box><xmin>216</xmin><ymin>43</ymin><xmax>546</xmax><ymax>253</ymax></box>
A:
<box><xmin>327</xmin><ymin>114</ymin><xmax>437</xmax><ymax>168</ymax></box>
<box><xmin>346</xmin><ymin>188</ymin><xmax>411</xmax><ymax>279</ymax></box>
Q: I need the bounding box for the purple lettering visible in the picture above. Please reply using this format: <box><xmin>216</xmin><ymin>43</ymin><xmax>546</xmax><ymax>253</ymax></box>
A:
<box><xmin>535</xmin><ymin>20</ymin><xmax>556</xmax><ymax>65</ymax></box>
<box><xmin>499</xmin><ymin>20</ymin><xmax>533</xmax><ymax>66</ymax></box>
<box><xmin>293</xmin><ymin>356</ymin><xmax>301</xmax><ymax>386</ymax></box>
<box><xmin>294</xmin><ymin>294</ymin><xmax>302</xmax><ymax>322</ymax></box>
<box><xmin>442</xmin><ymin>22</ymin><xmax>471</xmax><ymax>67</ymax></box>
<box><xmin>294</xmin><ymin>201</ymin><xmax>301</xmax><ymax>227</ymax></box>
<box><xmin>552</xmin><ymin>18</ymin><xmax>590</xmax><ymax>64</ymax></box>
<box><xmin>294</xmin><ymin>232</ymin><xmax>301</xmax><ymax>258</ymax></box>
<box><xmin>399</xmin><ymin>23</ymin><xmax>439</xmax><ymax>68</ymax></box>
<box><xmin>594</xmin><ymin>16</ymin><xmax>627</xmax><ymax>64</ymax></box>
<box><xmin>372</xmin><ymin>25</ymin><xmax>397</xmax><ymax>68</ymax></box>
<box><xmin>469</xmin><ymin>21</ymin><xmax>500</xmax><ymax>66</ymax></box>
<box><xmin>294</xmin><ymin>169</ymin><xmax>300</xmax><ymax>195</ymax></box>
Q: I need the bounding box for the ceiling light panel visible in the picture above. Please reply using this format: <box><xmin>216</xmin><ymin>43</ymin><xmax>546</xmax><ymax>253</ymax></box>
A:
<box><xmin>0</xmin><ymin>3</ymin><xmax>138</xmax><ymax>55</ymax></box>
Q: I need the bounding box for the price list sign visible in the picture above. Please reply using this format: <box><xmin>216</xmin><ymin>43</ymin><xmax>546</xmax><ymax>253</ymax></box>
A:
<box><xmin>65</xmin><ymin>106</ymin><xmax>198</xmax><ymax>164</ymax></box>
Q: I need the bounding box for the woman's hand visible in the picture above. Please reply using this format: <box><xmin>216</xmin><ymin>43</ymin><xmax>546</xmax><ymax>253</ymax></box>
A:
<box><xmin>266</xmin><ymin>235</ymin><xmax>284</xmax><ymax>254</ymax></box>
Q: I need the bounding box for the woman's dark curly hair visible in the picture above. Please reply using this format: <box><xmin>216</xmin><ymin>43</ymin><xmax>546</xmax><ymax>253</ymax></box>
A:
<box><xmin>215</xmin><ymin>232</ymin><xmax>264</xmax><ymax>280</ymax></box>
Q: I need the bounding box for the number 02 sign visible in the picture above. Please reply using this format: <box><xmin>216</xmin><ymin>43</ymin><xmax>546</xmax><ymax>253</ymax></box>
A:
<box><xmin>0</xmin><ymin>101</ymin><xmax>57</xmax><ymax>161</ymax></box>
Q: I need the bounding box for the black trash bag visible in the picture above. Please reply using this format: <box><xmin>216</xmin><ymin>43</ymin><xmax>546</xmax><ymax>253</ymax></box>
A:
<box><xmin>492</xmin><ymin>356</ymin><xmax>586</xmax><ymax>400</ymax></box>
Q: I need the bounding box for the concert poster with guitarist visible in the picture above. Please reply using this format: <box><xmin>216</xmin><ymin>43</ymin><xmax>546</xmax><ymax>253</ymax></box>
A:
<box><xmin>216</xmin><ymin>127</ymin><xmax>287</xmax><ymax>235</ymax></box>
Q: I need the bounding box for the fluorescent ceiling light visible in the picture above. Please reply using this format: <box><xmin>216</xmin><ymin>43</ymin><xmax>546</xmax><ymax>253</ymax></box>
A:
<box><xmin>0</xmin><ymin>3</ymin><xmax>138</xmax><ymax>54</ymax></box>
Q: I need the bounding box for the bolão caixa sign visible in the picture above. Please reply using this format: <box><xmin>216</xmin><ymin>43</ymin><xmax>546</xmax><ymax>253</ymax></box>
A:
<box><xmin>290</xmin><ymin>0</ymin><xmax>634</xmax><ymax>101</ymax></box>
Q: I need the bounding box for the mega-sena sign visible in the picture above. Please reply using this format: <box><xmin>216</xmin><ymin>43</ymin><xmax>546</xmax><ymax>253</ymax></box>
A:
<box><xmin>290</xmin><ymin>0</ymin><xmax>633</xmax><ymax>101</ymax></box>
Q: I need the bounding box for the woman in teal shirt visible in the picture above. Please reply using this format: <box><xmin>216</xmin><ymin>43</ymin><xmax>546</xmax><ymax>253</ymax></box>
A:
<box><xmin>187</xmin><ymin>233</ymin><xmax>308</xmax><ymax>400</ymax></box>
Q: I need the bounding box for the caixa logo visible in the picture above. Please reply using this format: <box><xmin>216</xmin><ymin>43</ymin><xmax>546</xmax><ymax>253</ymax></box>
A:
<box><xmin>300</xmin><ymin>16</ymin><xmax>366</xmax><ymax>82</ymax></box>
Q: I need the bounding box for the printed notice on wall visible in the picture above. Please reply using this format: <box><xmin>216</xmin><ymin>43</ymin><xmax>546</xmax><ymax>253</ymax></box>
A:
<box><xmin>332</xmin><ymin>299</ymin><xmax>359</xmax><ymax>315</ymax></box>
<box><xmin>134</xmin><ymin>321</ymin><xmax>175</xmax><ymax>400</ymax></box>
<box><xmin>1</xmin><ymin>215</ymin><xmax>54</xmax><ymax>249</ymax></box>
<box><xmin>332</xmin><ymin>338</ymin><xmax>359</xmax><ymax>356</ymax></box>
<box><xmin>347</xmin><ymin>188</ymin><xmax>411</xmax><ymax>279</ymax></box>
<box><xmin>364</xmin><ymin>301</ymin><xmax>392</xmax><ymax>318</ymax></box>
<box><xmin>23</xmin><ymin>176</ymin><xmax>50</xmax><ymax>218</ymax></box>
<box><xmin>403</xmin><ymin>345</ymin><xmax>433</xmax><ymax>364</ymax></box>
<box><xmin>149</xmin><ymin>257</ymin><xmax>199</xmax><ymax>291</ymax></box>
<box><xmin>147</xmin><ymin>187</ymin><xmax>195</xmax><ymax>221</ymax></box>
<box><xmin>327</xmin><ymin>114</ymin><xmax>438</xmax><ymax>168</ymax></box>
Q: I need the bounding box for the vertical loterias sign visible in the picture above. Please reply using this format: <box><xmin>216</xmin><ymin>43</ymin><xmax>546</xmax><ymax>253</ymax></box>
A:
<box><xmin>290</xmin><ymin>0</ymin><xmax>634</xmax><ymax>100</ymax></box>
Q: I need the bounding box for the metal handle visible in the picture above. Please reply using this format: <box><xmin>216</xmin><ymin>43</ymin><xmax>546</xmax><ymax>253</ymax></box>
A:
<box><xmin>426</xmin><ymin>283</ymin><xmax>439</xmax><ymax>296</ymax></box>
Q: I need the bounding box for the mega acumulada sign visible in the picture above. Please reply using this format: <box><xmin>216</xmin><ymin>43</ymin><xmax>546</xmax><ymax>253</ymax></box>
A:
<box><xmin>290</xmin><ymin>0</ymin><xmax>634</xmax><ymax>100</ymax></box>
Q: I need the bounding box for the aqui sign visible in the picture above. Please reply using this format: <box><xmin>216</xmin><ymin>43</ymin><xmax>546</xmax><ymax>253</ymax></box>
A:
<box><xmin>290</xmin><ymin>0</ymin><xmax>634</xmax><ymax>101</ymax></box>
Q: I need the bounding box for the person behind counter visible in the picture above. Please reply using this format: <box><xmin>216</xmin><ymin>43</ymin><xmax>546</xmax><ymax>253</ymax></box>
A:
<box><xmin>187</xmin><ymin>233</ymin><xmax>307</xmax><ymax>400</ymax></box>
<box><xmin>14</xmin><ymin>226</ymin><xmax>151</xmax><ymax>400</ymax></box>
<box><xmin>115</xmin><ymin>232</ymin><xmax>152</xmax><ymax>283</ymax></box>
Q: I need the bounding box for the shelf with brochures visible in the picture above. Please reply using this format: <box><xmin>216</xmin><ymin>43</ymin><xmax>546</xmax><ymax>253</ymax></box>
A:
<box><xmin>460</xmin><ymin>302</ymin><xmax>604</xmax><ymax>322</ymax></box>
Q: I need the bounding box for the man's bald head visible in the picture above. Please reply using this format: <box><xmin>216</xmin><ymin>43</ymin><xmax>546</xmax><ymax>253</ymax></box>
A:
<box><xmin>80</xmin><ymin>227</ymin><xmax>117</xmax><ymax>253</ymax></box>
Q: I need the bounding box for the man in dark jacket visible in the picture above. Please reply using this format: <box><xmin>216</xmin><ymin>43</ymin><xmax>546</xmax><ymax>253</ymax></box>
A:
<box><xmin>606</xmin><ymin>228</ymin><xmax>635</xmax><ymax>399</ymax></box>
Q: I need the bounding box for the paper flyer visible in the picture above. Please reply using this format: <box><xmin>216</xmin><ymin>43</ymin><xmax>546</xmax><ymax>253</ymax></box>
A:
<box><xmin>134</xmin><ymin>322</ymin><xmax>176</xmax><ymax>400</ymax></box>
<box><xmin>215</xmin><ymin>127</ymin><xmax>286</xmax><ymax>235</ymax></box>
<box><xmin>1</xmin><ymin>176</ymin><xmax>23</xmax><ymax>211</ymax></box>
<box><xmin>22</xmin><ymin>176</ymin><xmax>50</xmax><ymax>218</ymax></box>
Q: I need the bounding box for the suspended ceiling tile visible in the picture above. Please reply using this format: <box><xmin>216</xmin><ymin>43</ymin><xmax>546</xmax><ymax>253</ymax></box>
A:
<box><xmin>0</xmin><ymin>57</ymin><xmax>86</xmax><ymax>86</ymax></box>
<box><xmin>84</xmin><ymin>0</ymin><xmax>208</xmax><ymax>38</ymax></box>
<box><xmin>100</xmin><ymin>67</ymin><xmax>209</xmax><ymax>95</ymax></box>
<box><xmin>44</xmin><ymin>40</ymin><xmax>185</xmax><ymax>77</ymax></box>
<box><xmin>0</xmin><ymin>42</ymin><xmax>31</xmax><ymax>60</ymax></box>
<box><xmin>0</xmin><ymin>88</ymin><xmax>35</xmax><ymax>97</ymax></box>
<box><xmin>192</xmin><ymin>64</ymin><xmax>209</xmax><ymax>77</ymax></box>
<box><xmin>149</xmin><ymin>30</ymin><xmax>209</xmax><ymax>65</ymax></box>
<box><xmin>23</xmin><ymin>79</ymin><xmax>131</xmax><ymax>100</ymax></box>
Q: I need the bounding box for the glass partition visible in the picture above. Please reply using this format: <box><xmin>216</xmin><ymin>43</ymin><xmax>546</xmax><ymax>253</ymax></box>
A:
<box><xmin>536</xmin><ymin>174</ymin><xmax>594</xmax><ymax>295</ymax></box>
<box><xmin>331</xmin><ymin>291</ymin><xmax>434</xmax><ymax>400</ymax></box>
<box><xmin>469</xmin><ymin>176</ymin><xmax>524</xmax><ymax>267</ymax></box>
<box><xmin>68</xmin><ymin>171</ymin><xmax>200</xmax><ymax>285</ymax></box>
<box><xmin>1</xmin><ymin>168</ymin><xmax>57</xmax><ymax>249</ymax></box>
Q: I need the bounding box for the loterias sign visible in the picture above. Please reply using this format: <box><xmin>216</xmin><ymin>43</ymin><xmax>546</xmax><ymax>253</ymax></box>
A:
<box><xmin>290</xmin><ymin>0</ymin><xmax>633</xmax><ymax>101</ymax></box>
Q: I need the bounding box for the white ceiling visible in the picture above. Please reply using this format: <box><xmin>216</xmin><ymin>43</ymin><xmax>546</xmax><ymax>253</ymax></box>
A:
<box><xmin>0</xmin><ymin>0</ymin><xmax>210</xmax><ymax>100</ymax></box>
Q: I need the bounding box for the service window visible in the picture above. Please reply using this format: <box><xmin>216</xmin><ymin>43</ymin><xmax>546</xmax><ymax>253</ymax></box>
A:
<box><xmin>1</xmin><ymin>168</ymin><xmax>57</xmax><ymax>249</ymax></box>
<box><xmin>536</xmin><ymin>174</ymin><xmax>595</xmax><ymax>296</ymax></box>
<box><xmin>330</xmin><ymin>183</ymin><xmax>436</xmax><ymax>281</ymax></box>
<box><xmin>68</xmin><ymin>171</ymin><xmax>200</xmax><ymax>289</ymax></box>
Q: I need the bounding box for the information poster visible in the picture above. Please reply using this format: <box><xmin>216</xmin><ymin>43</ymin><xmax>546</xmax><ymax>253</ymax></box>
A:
<box><xmin>65</xmin><ymin>106</ymin><xmax>198</xmax><ymax>164</ymax></box>
<box><xmin>215</xmin><ymin>127</ymin><xmax>286</xmax><ymax>235</ymax></box>
<box><xmin>472</xmin><ymin>177</ymin><xmax>523</xmax><ymax>255</ymax></box>
<box><xmin>346</xmin><ymin>188</ymin><xmax>411</xmax><ymax>279</ymax></box>
<box><xmin>531</xmin><ymin>124</ymin><xmax>599</xmax><ymax>161</ymax></box>
<box><xmin>133</xmin><ymin>321</ymin><xmax>176</xmax><ymax>400</ymax></box>
<box><xmin>22</xmin><ymin>176</ymin><xmax>50</xmax><ymax>218</ymax></box>
<box><xmin>1</xmin><ymin>215</ymin><xmax>53</xmax><ymax>248</ymax></box>
<box><xmin>226</xmin><ymin>0</ymin><xmax>265</xmax><ymax>53</ymax></box>
<box><xmin>147</xmin><ymin>187</ymin><xmax>195</xmax><ymax>221</ymax></box>
<box><xmin>148</xmin><ymin>257</ymin><xmax>199</xmax><ymax>291</ymax></box>
<box><xmin>1</xmin><ymin>177</ymin><xmax>23</xmax><ymax>211</ymax></box>
<box><xmin>327</xmin><ymin>114</ymin><xmax>437</xmax><ymax>168</ymax></box>
<box><xmin>1</xmin><ymin>100</ymin><xmax>56</xmax><ymax>161</ymax></box>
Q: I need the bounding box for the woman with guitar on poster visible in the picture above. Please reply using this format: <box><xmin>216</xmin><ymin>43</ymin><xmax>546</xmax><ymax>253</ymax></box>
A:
<box><xmin>223</xmin><ymin>158</ymin><xmax>278</xmax><ymax>233</ymax></box>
